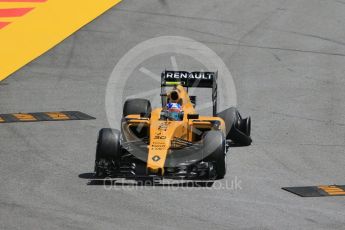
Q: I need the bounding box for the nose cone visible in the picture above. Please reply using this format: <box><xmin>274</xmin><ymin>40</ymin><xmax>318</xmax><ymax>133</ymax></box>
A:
<box><xmin>148</xmin><ymin>121</ymin><xmax>170</xmax><ymax>172</ymax></box>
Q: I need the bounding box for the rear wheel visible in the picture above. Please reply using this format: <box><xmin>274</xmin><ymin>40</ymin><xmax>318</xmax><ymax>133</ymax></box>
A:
<box><xmin>203</xmin><ymin>131</ymin><xmax>226</xmax><ymax>179</ymax></box>
<box><xmin>95</xmin><ymin>128</ymin><xmax>121</xmax><ymax>177</ymax></box>
<box><xmin>217</xmin><ymin>107</ymin><xmax>252</xmax><ymax>146</ymax></box>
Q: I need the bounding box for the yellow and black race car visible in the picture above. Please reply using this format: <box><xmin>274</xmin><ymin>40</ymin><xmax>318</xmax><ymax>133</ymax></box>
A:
<box><xmin>95</xmin><ymin>71</ymin><xmax>251</xmax><ymax>180</ymax></box>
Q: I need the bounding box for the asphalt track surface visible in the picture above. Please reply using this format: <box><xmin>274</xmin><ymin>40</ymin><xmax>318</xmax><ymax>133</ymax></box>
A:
<box><xmin>1</xmin><ymin>0</ymin><xmax>345</xmax><ymax>229</ymax></box>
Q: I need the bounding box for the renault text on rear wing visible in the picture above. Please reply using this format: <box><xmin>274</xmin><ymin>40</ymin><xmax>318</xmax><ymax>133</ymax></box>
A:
<box><xmin>161</xmin><ymin>71</ymin><xmax>217</xmax><ymax>88</ymax></box>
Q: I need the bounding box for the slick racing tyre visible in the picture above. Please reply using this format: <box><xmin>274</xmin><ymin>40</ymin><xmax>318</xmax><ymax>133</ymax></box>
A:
<box><xmin>123</xmin><ymin>98</ymin><xmax>152</xmax><ymax>117</ymax></box>
<box><xmin>217</xmin><ymin>107</ymin><xmax>252</xmax><ymax>146</ymax></box>
<box><xmin>203</xmin><ymin>131</ymin><xmax>226</xmax><ymax>179</ymax></box>
<box><xmin>96</xmin><ymin>128</ymin><xmax>121</xmax><ymax>160</ymax></box>
<box><xmin>95</xmin><ymin>128</ymin><xmax>121</xmax><ymax>177</ymax></box>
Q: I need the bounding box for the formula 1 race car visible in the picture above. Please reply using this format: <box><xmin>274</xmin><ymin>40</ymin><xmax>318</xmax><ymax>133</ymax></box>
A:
<box><xmin>94</xmin><ymin>71</ymin><xmax>252</xmax><ymax>181</ymax></box>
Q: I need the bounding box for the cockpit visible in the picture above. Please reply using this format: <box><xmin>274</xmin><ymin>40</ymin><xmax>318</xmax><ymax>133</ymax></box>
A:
<box><xmin>163</xmin><ymin>89</ymin><xmax>184</xmax><ymax>121</ymax></box>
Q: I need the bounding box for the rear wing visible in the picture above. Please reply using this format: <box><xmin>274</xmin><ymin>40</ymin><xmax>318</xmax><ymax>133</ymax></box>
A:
<box><xmin>161</xmin><ymin>71</ymin><xmax>218</xmax><ymax>116</ymax></box>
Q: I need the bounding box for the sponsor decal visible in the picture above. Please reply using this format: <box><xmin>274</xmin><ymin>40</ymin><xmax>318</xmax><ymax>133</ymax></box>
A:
<box><xmin>158</xmin><ymin>122</ymin><xmax>168</xmax><ymax>131</ymax></box>
<box><xmin>164</xmin><ymin>71</ymin><xmax>215</xmax><ymax>80</ymax></box>
<box><xmin>151</xmin><ymin>141</ymin><xmax>166</xmax><ymax>151</ymax></box>
<box><xmin>152</xmin><ymin>155</ymin><xmax>161</xmax><ymax>162</ymax></box>
<box><xmin>153</xmin><ymin>135</ymin><xmax>166</xmax><ymax>140</ymax></box>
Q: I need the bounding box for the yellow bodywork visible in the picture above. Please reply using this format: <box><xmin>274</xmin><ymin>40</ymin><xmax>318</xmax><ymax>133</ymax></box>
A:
<box><xmin>125</xmin><ymin>85</ymin><xmax>225</xmax><ymax>174</ymax></box>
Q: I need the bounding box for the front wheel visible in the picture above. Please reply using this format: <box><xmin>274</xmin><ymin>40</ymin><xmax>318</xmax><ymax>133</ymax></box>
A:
<box><xmin>95</xmin><ymin>128</ymin><xmax>121</xmax><ymax>177</ymax></box>
<box><xmin>203</xmin><ymin>131</ymin><xmax>226</xmax><ymax>179</ymax></box>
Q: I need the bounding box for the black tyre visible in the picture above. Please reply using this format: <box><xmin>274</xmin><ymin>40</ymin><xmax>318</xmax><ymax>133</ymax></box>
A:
<box><xmin>123</xmin><ymin>98</ymin><xmax>152</xmax><ymax>117</ymax></box>
<box><xmin>240</xmin><ymin>117</ymin><xmax>251</xmax><ymax>137</ymax></box>
<box><xmin>217</xmin><ymin>107</ymin><xmax>252</xmax><ymax>146</ymax></box>
<box><xmin>95</xmin><ymin>128</ymin><xmax>121</xmax><ymax>177</ymax></box>
<box><xmin>96</xmin><ymin>128</ymin><xmax>121</xmax><ymax>160</ymax></box>
<box><xmin>203</xmin><ymin>131</ymin><xmax>226</xmax><ymax>179</ymax></box>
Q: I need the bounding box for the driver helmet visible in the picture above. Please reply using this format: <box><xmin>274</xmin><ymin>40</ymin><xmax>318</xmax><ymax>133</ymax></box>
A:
<box><xmin>167</xmin><ymin>90</ymin><xmax>183</xmax><ymax>120</ymax></box>
<box><xmin>167</xmin><ymin>102</ymin><xmax>182</xmax><ymax>120</ymax></box>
